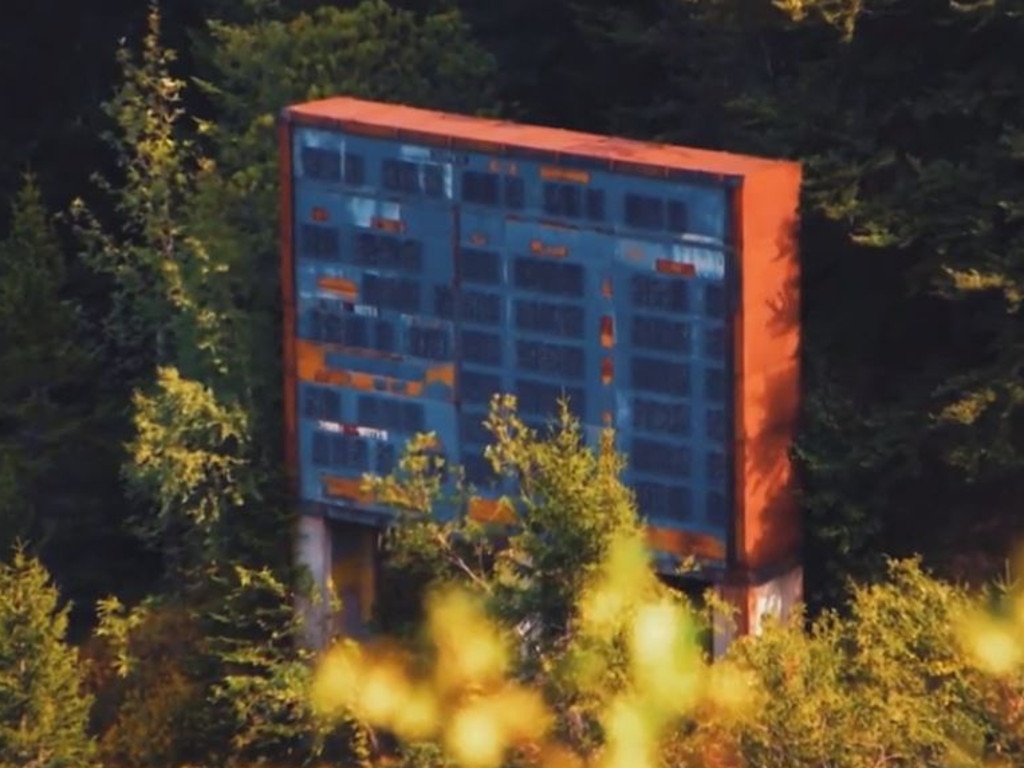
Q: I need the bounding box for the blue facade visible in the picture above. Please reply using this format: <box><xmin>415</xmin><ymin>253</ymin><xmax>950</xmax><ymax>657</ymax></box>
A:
<box><xmin>290</xmin><ymin>124</ymin><xmax>735</xmax><ymax>562</ymax></box>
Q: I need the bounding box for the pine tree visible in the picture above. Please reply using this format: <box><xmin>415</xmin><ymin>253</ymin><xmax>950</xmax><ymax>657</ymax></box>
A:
<box><xmin>0</xmin><ymin>550</ymin><xmax>97</xmax><ymax>768</ymax></box>
<box><xmin>0</xmin><ymin>175</ymin><xmax>91</xmax><ymax>555</ymax></box>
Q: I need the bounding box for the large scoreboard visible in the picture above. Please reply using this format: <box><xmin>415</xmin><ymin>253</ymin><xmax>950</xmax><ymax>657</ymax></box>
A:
<box><xmin>280</xmin><ymin>98</ymin><xmax>801</xmax><ymax>598</ymax></box>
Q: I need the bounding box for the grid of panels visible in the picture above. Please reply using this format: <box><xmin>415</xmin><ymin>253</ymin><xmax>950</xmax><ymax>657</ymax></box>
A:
<box><xmin>290</xmin><ymin>125</ymin><xmax>734</xmax><ymax>556</ymax></box>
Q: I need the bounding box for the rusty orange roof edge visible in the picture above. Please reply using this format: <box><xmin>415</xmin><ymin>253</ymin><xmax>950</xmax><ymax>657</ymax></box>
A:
<box><xmin>284</xmin><ymin>97</ymin><xmax>798</xmax><ymax>179</ymax></box>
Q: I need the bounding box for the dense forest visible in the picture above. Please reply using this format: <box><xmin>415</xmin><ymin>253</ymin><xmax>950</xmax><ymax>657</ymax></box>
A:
<box><xmin>1</xmin><ymin>1</ymin><xmax>1024</xmax><ymax>767</ymax></box>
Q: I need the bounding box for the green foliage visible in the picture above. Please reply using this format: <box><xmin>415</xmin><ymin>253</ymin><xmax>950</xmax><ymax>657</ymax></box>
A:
<box><xmin>695</xmin><ymin>558</ymin><xmax>1024</xmax><ymax>768</ymax></box>
<box><xmin>0</xmin><ymin>175</ymin><xmax>91</xmax><ymax>554</ymax></box>
<box><xmin>371</xmin><ymin>396</ymin><xmax>691</xmax><ymax>755</ymax></box>
<box><xmin>0</xmin><ymin>550</ymin><xmax>96</xmax><ymax>768</ymax></box>
<box><xmin>124</xmin><ymin>366</ymin><xmax>253</xmax><ymax>571</ymax></box>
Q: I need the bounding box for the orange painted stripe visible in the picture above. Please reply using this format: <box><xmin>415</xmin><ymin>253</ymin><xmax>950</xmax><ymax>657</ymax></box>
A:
<box><xmin>646</xmin><ymin>526</ymin><xmax>726</xmax><ymax>562</ymax></box>
<box><xmin>467</xmin><ymin>497</ymin><xmax>516</xmax><ymax>524</ymax></box>
<box><xmin>317</xmin><ymin>276</ymin><xmax>359</xmax><ymax>296</ymax></box>
<box><xmin>323</xmin><ymin>476</ymin><xmax>376</xmax><ymax>504</ymax></box>
<box><xmin>540</xmin><ymin>166</ymin><xmax>591</xmax><ymax>184</ymax></box>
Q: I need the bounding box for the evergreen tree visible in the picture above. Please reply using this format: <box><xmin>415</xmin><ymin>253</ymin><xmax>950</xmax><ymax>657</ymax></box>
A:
<box><xmin>0</xmin><ymin>550</ymin><xmax>97</xmax><ymax>768</ymax></box>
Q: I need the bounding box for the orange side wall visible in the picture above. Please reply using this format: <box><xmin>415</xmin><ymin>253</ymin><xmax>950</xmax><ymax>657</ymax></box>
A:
<box><xmin>278</xmin><ymin>119</ymin><xmax>299</xmax><ymax>492</ymax></box>
<box><xmin>734</xmin><ymin>164</ymin><xmax>802</xmax><ymax>574</ymax></box>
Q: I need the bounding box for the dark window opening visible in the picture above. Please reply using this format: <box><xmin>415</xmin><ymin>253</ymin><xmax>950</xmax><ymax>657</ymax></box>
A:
<box><xmin>631</xmin><ymin>316</ymin><xmax>691</xmax><ymax>353</ymax></box>
<box><xmin>632</xmin><ymin>439</ymin><xmax>691</xmax><ymax>477</ymax></box>
<box><xmin>461</xmin><ymin>291</ymin><xmax>503</xmax><ymax>325</ymax></box>
<box><xmin>514</xmin><ymin>257</ymin><xmax>584</xmax><ymax>297</ymax></box>
<box><xmin>504</xmin><ymin>176</ymin><xmax>525</xmax><ymax>209</ymax></box>
<box><xmin>667</xmin><ymin>200</ymin><xmax>688</xmax><ymax>232</ymax></box>
<box><xmin>515</xmin><ymin>379</ymin><xmax>585</xmax><ymax>419</ymax></box>
<box><xmin>515</xmin><ymin>300</ymin><xmax>585</xmax><ymax>338</ymax></box>
<box><xmin>301</xmin><ymin>146</ymin><xmax>341</xmax><ymax>181</ymax></box>
<box><xmin>632</xmin><ymin>398</ymin><xmax>690</xmax><ymax>436</ymax></box>
<box><xmin>354</xmin><ymin>233</ymin><xmax>422</xmax><ymax>273</ymax></box>
<box><xmin>362</xmin><ymin>274</ymin><xmax>420</xmax><ymax>314</ymax></box>
<box><xmin>459</xmin><ymin>411</ymin><xmax>490</xmax><ymax>446</ymax></box>
<box><xmin>358</xmin><ymin>396</ymin><xmax>425</xmax><ymax>434</ymax></box>
<box><xmin>635</xmin><ymin>482</ymin><xmax>692</xmax><ymax>521</ymax></box>
<box><xmin>460</xmin><ymin>248</ymin><xmax>501</xmax><ymax>285</ymax></box>
<box><xmin>586</xmin><ymin>189</ymin><xmax>606</xmax><ymax>221</ymax></box>
<box><xmin>632</xmin><ymin>274</ymin><xmax>689</xmax><ymax>313</ymax></box>
<box><xmin>377</xmin><ymin>443</ymin><xmax>397</xmax><ymax>475</ymax></box>
<box><xmin>462</xmin><ymin>170</ymin><xmax>500</xmax><ymax>206</ymax></box>
<box><xmin>343</xmin><ymin>153</ymin><xmax>365</xmax><ymax>186</ymax></box>
<box><xmin>303</xmin><ymin>386</ymin><xmax>341</xmax><ymax>421</ymax></box>
<box><xmin>461</xmin><ymin>370</ymin><xmax>502</xmax><ymax>405</ymax></box>
<box><xmin>423</xmin><ymin>164</ymin><xmax>445</xmax><ymax>197</ymax></box>
<box><xmin>462</xmin><ymin>329</ymin><xmax>503</xmax><ymax>366</ymax></box>
<box><xmin>625</xmin><ymin>193</ymin><xmax>664</xmax><ymax>230</ymax></box>
<box><xmin>705</xmin><ymin>284</ymin><xmax>725</xmax><ymax>317</ymax></box>
<box><xmin>300</xmin><ymin>224</ymin><xmax>340</xmax><ymax>259</ymax></box>
<box><xmin>516</xmin><ymin>340</ymin><xmax>585</xmax><ymax>379</ymax></box>
<box><xmin>408</xmin><ymin>326</ymin><xmax>450</xmax><ymax>361</ymax></box>
<box><xmin>382</xmin><ymin>159</ymin><xmax>420</xmax><ymax>194</ymax></box>
<box><xmin>705</xmin><ymin>368</ymin><xmax>726</xmax><ymax>401</ymax></box>
<box><xmin>543</xmin><ymin>183</ymin><xmax>581</xmax><ymax>218</ymax></box>
<box><xmin>632</xmin><ymin>357</ymin><xmax>690</xmax><ymax>396</ymax></box>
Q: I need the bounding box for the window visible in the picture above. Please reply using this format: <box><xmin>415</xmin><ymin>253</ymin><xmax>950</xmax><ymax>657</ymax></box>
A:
<box><xmin>516</xmin><ymin>340</ymin><xmax>585</xmax><ymax>379</ymax></box>
<box><xmin>358</xmin><ymin>396</ymin><xmax>425</xmax><ymax>433</ymax></box>
<box><xmin>377</xmin><ymin>443</ymin><xmax>397</xmax><ymax>475</ymax></box>
<box><xmin>635</xmin><ymin>482</ymin><xmax>692</xmax><ymax>520</ymax></box>
<box><xmin>632</xmin><ymin>398</ymin><xmax>690</xmax><ymax>436</ymax></box>
<box><xmin>300</xmin><ymin>224</ymin><xmax>340</xmax><ymax>259</ymax></box>
<box><xmin>705</xmin><ymin>368</ymin><xmax>726</xmax><ymax>401</ymax></box>
<box><xmin>374</xmin><ymin>320</ymin><xmax>396</xmax><ymax>352</ymax></box>
<box><xmin>515</xmin><ymin>300</ymin><xmax>585</xmax><ymax>338</ymax></box>
<box><xmin>631</xmin><ymin>357</ymin><xmax>690</xmax><ymax>396</ymax></box>
<box><xmin>631</xmin><ymin>316</ymin><xmax>691</xmax><ymax>354</ymax></box>
<box><xmin>504</xmin><ymin>176</ymin><xmax>525</xmax><ymax>209</ymax></box>
<box><xmin>706</xmin><ymin>409</ymin><xmax>726</xmax><ymax>441</ymax></box>
<box><xmin>462</xmin><ymin>329</ymin><xmax>503</xmax><ymax>366</ymax></box>
<box><xmin>460</xmin><ymin>410</ymin><xmax>490</xmax><ymax>446</ymax></box>
<box><xmin>586</xmin><ymin>189</ymin><xmax>606</xmax><ymax>221</ymax></box>
<box><xmin>343</xmin><ymin>152</ymin><xmax>365</xmax><ymax>186</ymax></box>
<box><xmin>382</xmin><ymin>159</ymin><xmax>420</xmax><ymax>193</ymax></box>
<box><xmin>704</xmin><ymin>325</ymin><xmax>726</xmax><ymax>359</ymax></box>
<box><xmin>632</xmin><ymin>439</ymin><xmax>691</xmax><ymax>477</ymax></box>
<box><xmin>705</xmin><ymin>284</ymin><xmax>725</xmax><ymax>317</ymax></box>
<box><xmin>460</xmin><ymin>248</ymin><xmax>501</xmax><ymax>285</ymax></box>
<box><xmin>461</xmin><ymin>370</ymin><xmax>502</xmax><ymax>405</ymax></box>
<box><xmin>354</xmin><ymin>233</ymin><xmax>422</xmax><ymax>273</ymax></box>
<box><xmin>542</xmin><ymin>183</ymin><xmax>581</xmax><ymax>218</ymax></box>
<box><xmin>435</xmin><ymin>286</ymin><xmax>455</xmax><ymax>319</ymax></box>
<box><xmin>667</xmin><ymin>200</ymin><xmax>688</xmax><ymax>232</ymax></box>
<box><xmin>312</xmin><ymin>432</ymin><xmax>330</xmax><ymax>467</ymax></box>
<box><xmin>707</xmin><ymin>492</ymin><xmax>727</xmax><ymax>525</ymax></box>
<box><xmin>462</xmin><ymin>170</ymin><xmax>500</xmax><ymax>206</ymax></box>
<box><xmin>301</xmin><ymin>146</ymin><xmax>341</xmax><ymax>181</ymax></box>
<box><xmin>330</xmin><ymin>434</ymin><xmax>370</xmax><ymax>471</ymax></box>
<box><xmin>515</xmin><ymin>379</ymin><xmax>585</xmax><ymax>418</ymax></box>
<box><xmin>462</xmin><ymin>452</ymin><xmax>492</xmax><ymax>486</ymax></box>
<box><xmin>408</xmin><ymin>326</ymin><xmax>450</xmax><ymax>361</ymax></box>
<box><xmin>423</xmin><ymin>164</ymin><xmax>445</xmax><ymax>198</ymax></box>
<box><xmin>461</xmin><ymin>291</ymin><xmax>502</xmax><ymax>326</ymax></box>
<box><xmin>303</xmin><ymin>386</ymin><xmax>341</xmax><ymax>421</ymax></box>
<box><xmin>514</xmin><ymin>257</ymin><xmax>584</xmax><ymax>297</ymax></box>
<box><xmin>624</xmin><ymin>193</ymin><xmax>664</xmax><ymax>230</ymax></box>
<box><xmin>362</xmin><ymin>274</ymin><xmax>420</xmax><ymax>314</ymax></box>
<box><xmin>707</xmin><ymin>451</ymin><xmax>726</xmax><ymax>485</ymax></box>
<box><xmin>319</xmin><ymin>311</ymin><xmax>368</xmax><ymax>348</ymax></box>
<box><xmin>631</xmin><ymin>274</ymin><xmax>688</xmax><ymax>313</ymax></box>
